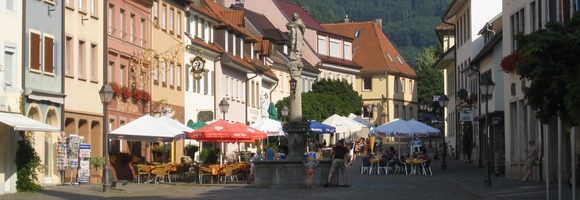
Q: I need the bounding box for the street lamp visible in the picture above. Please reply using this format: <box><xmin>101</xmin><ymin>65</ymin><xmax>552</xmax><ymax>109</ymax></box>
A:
<box><xmin>98</xmin><ymin>83</ymin><xmax>114</xmax><ymax>192</ymax></box>
<box><xmin>281</xmin><ymin>106</ymin><xmax>289</xmax><ymax>122</ymax></box>
<box><xmin>480</xmin><ymin>75</ymin><xmax>495</xmax><ymax>187</ymax></box>
<box><xmin>438</xmin><ymin>95</ymin><xmax>449</xmax><ymax>170</ymax></box>
<box><xmin>219</xmin><ymin>98</ymin><xmax>229</xmax><ymax>120</ymax></box>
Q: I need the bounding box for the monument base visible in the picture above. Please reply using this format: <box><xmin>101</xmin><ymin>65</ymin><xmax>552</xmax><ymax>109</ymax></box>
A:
<box><xmin>252</xmin><ymin>160</ymin><xmax>340</xmax><ymax>187</ymax></box>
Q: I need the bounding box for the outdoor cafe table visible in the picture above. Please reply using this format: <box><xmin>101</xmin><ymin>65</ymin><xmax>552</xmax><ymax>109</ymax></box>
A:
<box><xmin>405</xmin><ymin>158</ymin><xmax>423</xmax><ymax>175</ymax></box>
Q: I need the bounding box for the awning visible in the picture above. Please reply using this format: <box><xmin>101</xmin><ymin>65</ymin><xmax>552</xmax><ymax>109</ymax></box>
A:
<box><xmin>0</xmin><ymin>112</ymin><xmax>60</xmax><ymax>132</ymax></box>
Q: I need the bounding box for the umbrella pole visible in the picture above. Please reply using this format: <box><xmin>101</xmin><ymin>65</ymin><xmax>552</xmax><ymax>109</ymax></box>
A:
<box><xmin>220</xmin><ymin>142</ymin><xmax>224</xmax><ymax>166</ymax></box>
<box><xmin>237</xmin><ymin>141</ymin><xmax>241</xmax><ymax>162</ymax></box>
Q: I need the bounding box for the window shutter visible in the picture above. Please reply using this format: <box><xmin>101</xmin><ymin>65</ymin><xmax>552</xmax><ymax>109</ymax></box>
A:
<box><xmin>44</xmin><ymin>37</ymin><xmax>54</xmax><ymax>73</ymax></box>
<box><xmin>30</xmin><ymin>33</ymin><xmax>41</xmax><ymax>70</ymax></box>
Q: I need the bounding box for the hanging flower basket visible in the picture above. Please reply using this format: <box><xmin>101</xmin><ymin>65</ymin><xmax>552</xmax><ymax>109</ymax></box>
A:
<box><xmin>132</xmin><ymin>88</ymin><xmax>144</xmax><ymax>101</ymax></box>
<box><xmin>500</xmin><ymin>51</ymin><xmax>524</xmax><ymax>74</ymax></box>
<box><xmin>121</xmin><ymin>86</ymin><xmax>132</xmax><ymax>99</ymax></box>
<box><xmin>110</xmin><ymin>82</ymin><xmax>122</xmax><ymax>98</ymax></box>
<box><xmin>142</xmin><ymin>91</ymin><xmax>151</xmax><ymax>102</ymax></box>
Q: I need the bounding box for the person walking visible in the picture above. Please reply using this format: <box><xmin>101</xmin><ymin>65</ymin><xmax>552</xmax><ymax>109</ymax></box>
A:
<box><xmin>324</xmin><ymin>140</ymin><xmax>349</xmax><ymax>187</ymax></box>
<box><xmin>523</xmin><ymin>140</ymin><xmax>538</xmax><ymax>182</ymax></box>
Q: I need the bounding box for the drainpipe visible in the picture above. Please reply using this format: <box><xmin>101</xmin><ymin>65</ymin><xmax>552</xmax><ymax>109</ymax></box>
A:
<box><xmin>245</xmin><ymin>73</ymin><xmax>258</xmax><ymax>124</ymax></box>
<box><xmin>60</xmin><ymin>0</ymin><xmax>65</xmax><ymax>132</ymax></box>
<box><xmin>471</xmin><ymin>63</ymin><xmax>481</xmax><ymax>168</ymax></box>
<box><xmin>21</xmin><ymin>0</ymin><xmax>26</xmax><ymax>115</ymax></box>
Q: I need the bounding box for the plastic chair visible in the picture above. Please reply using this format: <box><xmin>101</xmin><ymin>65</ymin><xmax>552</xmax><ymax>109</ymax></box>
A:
<box><xmin>422</xmin><ymin>159</ymin><xmax>433</xmax><ymax>176</ymax></box>
<box><xmin>136</xmin><ymin>164</ymin><xmax>150</xmax><ymax>183</ymax></box>
<box><xmin>198</xmin><ymin>166</ymin><xmax>213</xmax><ymax>184</ymax></box>
<box><xmin>154</xmin><ymin>165</ymin><xmax>172</xmax><ymax>184</ymax></box>
<box><xmin>377</xmin><ymin>159</ymin><xmax>389</xmax><ymax>175</ymax></box>
<box><xmin>219</xmin><ymin>164</ymin><xmax>238</xmax><ymax>184</ymax></box>
<box><xmin>361</xmin><ymin>158</ymin><xmax>374</xmax><ymax>174</ymax></box>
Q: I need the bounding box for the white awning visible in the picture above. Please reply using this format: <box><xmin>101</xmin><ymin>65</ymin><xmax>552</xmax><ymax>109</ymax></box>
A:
<box><xmin>0</xmin><ymin>112</ymin><xmax>60</xmax><ymax>132</ymax></box>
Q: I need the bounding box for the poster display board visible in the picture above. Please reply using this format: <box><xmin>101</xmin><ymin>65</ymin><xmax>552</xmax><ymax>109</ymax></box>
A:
<box><xmin>68</xmin><ymin>135</ymin><xmax>80</xmax><ymax>169</ymax></box>
<box><xmin>57</xmin><ymin>132</ymin><xmax>68</xmax><ymax>171</ymax></box>
<box><xmin>77</xmin><ymin>143</ymin><xmax>91</xmax><ymax>183</ymax></box>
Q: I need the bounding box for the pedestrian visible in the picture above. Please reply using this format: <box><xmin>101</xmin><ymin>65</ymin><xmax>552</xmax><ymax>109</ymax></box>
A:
<box><xmin>266</xmin><ymin>144</ymin><xmax>276</xmax><ymax>160</ymax></box>
<box><xmin>523</xmin><ymin>140</ymin><xmax>538</xmax><ymax>182</ymax></box>
<box><xmin>348</xmin><ymin>138</ymin><xmax>357</xmax><ymax>166</ymax></box>
<box><xmin>278</xmin><ymin>149</ymin><xmax>286</xmax><ymax>160</ymax></box>
<box><xmin>322</xmin><ymin>139</ymin><xmax>327</xmax><ymax>147</ymax></box>
<box><xmin>324</xmin><ymin>140</ymin><xmax>350</xmax><ymax>187</ymax></box>
<box><xmin>303</xmin><ymin>157</ymin><xmax>319</xmax><ymax>188</ymax></box>
<box><xmin>247</xmin><ymin>148</ymin><xmax>264</xmax><ymax>184</ymax></box>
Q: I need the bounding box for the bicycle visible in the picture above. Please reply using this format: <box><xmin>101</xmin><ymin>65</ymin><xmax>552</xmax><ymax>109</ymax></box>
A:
<box><xmin>568</xmin><ymin>154</ymin><xmax>580</xmax><ymax>187</ymax></box>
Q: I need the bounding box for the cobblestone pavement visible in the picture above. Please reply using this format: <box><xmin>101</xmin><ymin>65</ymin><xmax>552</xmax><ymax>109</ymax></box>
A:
<box><xmin>3</xmin><ymin>142</ymin><xmax>576</xmax><ymax>200</ymax></box>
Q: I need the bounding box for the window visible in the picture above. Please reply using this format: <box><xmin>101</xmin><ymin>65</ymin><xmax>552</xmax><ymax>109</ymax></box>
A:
<box><xmin>4</xmin><ymin>47</ymin><xmax>15</xmax><ymax>86</ymax></box>
<box><xmin>78</xmin><ymin>0</ymin><xmax>84</xmax><ymax>12</ymax></box>
<box><xmin>78</xmin><ymin>41</ymin><xmax>85</xmax><ymax>78</ymax></box>
<box><xmin>396</xmin><ymin>55</ymin><xmax>403</xmax><ymax>64</ymax></box>
<box><xmin>401</xmin><ymin>78</ymin><xmax>405</xmax><ymax>93</ymax></box>
<box><xmin>161</xmin><ymin>4</ymin><xmax>166</xmax><ymax>30</ymax></box>
<box><xmin>176</xmin><ymin>65</ymin><xmax>181</xmax><ymax>89</ymax></box>
<box><xmin>108</xmin><ymin>4</ymin><xmax>114</xmax><ymax>34</ymax></box>
<box><xmin>329</xmin><ymin>39</ymin><xmax>340</xmax><ymax>57</ymax></box>
<box><xmin>120</xmin><ymin>64</ymin><xmax>126</xmax><ymax>85</ymax></box>
<box><xmin>65</xmin><ymin>0</ymin><xmax>72</xmax><ymax>8</ymax></box>
<box><xmin>108</xmin><ymin>62</ymin><xmax>113</xmax><ymax>82</ymax></box>
<box><xmin>119</xmin><ymin>9</ymin><xmax>125</xmax><ymax>39</ymax></box>
<box><xmin>362</xmin><ymin>77</ymin><xmax>372</xmax><ymax>91</ymax></box>
<box><xmin>65</xmin><ymin>37</ymin><xmax>72</xmax><ymax>75</ymax></box>
<box><xmin>402</xmin><ymin>106</ymin><xmax>406</xmax><ymax>119</ymax></box>
<box><xmin>140</xmin><ymin>19</ymin><xmax>145</xmax><ymax>46</ymax></box>
<box><xmin>395</xmin><ymin>105</ymin><xmax>399</xmax><ymax>118</ymax></box>
<box><xmin>90</xmin><ymin>0</ymin><xmax>97</xmax><ymax>17</ymax></box>
<box><xmin>344</xmin><ymin>42</ymin><xmax>352</xmax><ymax>60</ymax></box>
<box><xmin>394</xmin><ymin>77</ymin><xmax>399</xmax><ymax>92</ymax></box>
<box><xmin>169</xmin><ymin>8</ymin><xmax>174</xmax><ymax>33</ymax></box>
<box><xmin>90</xmin><ymin>44</ymin><xmax>97</xmax><ymax>80</ymax></box>
<box><xmin>44</xmin><ymin>35</ymin><xmax>54</xmax><ymax>73</ymax></box>
<box><xmin>317</xmin><ymin>37</ymin><xmax>326</xmax><ymax>55</ymax></box>
<box><xmin>409</xmin><ymin>107</ymin><xmax>414</xmax><ymax>119</ymax></box>
<box><xmin>169</xmin><ymin>63</ymin><xmax>174</xmax><ymax>87</ymax></box>
<box><xmin>153</xmin><ymin>1</ymin><xmax>158</xmax><ymax>25</ymax></box>
<box><xmin>130</xmin><ymin>14</ymin><xmax>135</xmax><ymax>42</ymax></box>
<box><xmin>354</xmin><ymin>29</ymin><xmax>362</xmax><ymax>38</ymax></box>
<box><xmin>176</xmin><ymin>12</ymin><xmax>181</xmax><ymax>37</ymax></box>
<box><xmin>408</xmin><ymin>79</ymin><xmax>412</xmax><ymax>93</ymax></box>
<box><xmin>386</xmin><ymin>53</ymin><xmax>393</xmax><ymax>63</ymax></box>
<box><xmin>153</xmin><ymin>63</ymin><xmax>158</xmax><ymax>84</ymax></box>
<box><xmin>161</xmin><ymin>62</ymin><xmax>166</xmax><ymax>85</ymax></box>
<box><xmin>203</xmin><ymin>21</ymin><xmax>209</xmax><ymax>42</ymax></box>
<box><xmin>30</xmin><ymin>32</ymin><xmax>41</xmax><ymax>71</ymax></box>
<box><xmin>7</xmin><ymin>0</ymin><xmax>15</xmax><ymax>11</ymax></box>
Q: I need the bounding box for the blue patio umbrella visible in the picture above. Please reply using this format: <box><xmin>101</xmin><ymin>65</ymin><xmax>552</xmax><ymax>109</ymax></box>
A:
<box><xmin>309</xmin><ymin>121</ymin><xmax>336</xmax><ymax>134</ymax></box>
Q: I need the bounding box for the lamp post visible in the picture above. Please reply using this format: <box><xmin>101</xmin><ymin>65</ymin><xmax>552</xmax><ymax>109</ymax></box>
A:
<box><xmin>419</xmin><ymin>101</ymin><xmax>431</xmax><ymax>147</ymax></box>
<box><xmin>480</xmin><ymin>76</ymin><xmax>495</xmax><ymax>187</ymax></box>
<box><xmin>99</xmin><ymin>84</ymin><xmax>114</xmax><ymax>192</ymax></box>
<box><xmin>281</xmin><ymin>106</ymin><xmax>289</xmax><ymax>122</ymax></box>
<box><xmin>438</xmin><ymin>95</ymin><xmax>449</xmax><ymax>170</ymax></box>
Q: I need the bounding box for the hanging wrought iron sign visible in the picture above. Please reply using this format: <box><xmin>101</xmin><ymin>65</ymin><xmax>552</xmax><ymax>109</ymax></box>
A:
<box><xmin>189</xmin><ymin>56</ymin><xmax>206</xmax><ymax>80</ymax></box>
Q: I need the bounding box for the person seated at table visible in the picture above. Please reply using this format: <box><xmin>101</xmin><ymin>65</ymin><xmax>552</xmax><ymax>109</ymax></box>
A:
<box><xmin>381</xmin><ymin>150</ymin><xmax>393</xmax><ymax>160</ymax></box>
<box><xmin>422</xmin><ymin>149</ymin><xmax>430</xmax><ymax>161</ymax></box>
<box><xmin>278</xmin><ymin>149</ymin><xmax>286</xmax><ymax>160</ymax></box>
<box><xmin>362</xmin><ymin>151</ymin><xmax>374</xmax><ymax>162</ymax></box>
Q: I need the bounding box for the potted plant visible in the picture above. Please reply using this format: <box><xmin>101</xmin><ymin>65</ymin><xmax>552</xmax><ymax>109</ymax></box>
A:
<box><xmin>184</xmin><ymin>144</ymin><xmax>199</xmax><ymax>159</ymax></box>
<box><xmin>89</xmin><ymin>155</ymin><xmax>105</xmax><ymax>184</ymax></box>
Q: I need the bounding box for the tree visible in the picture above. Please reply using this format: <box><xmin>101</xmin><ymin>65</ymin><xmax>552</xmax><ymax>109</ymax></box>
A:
<box><xmin>275</xmin><ymin>78</ymin><xmax>363</xmax><ymax>121</ymax></box>
<box><xmin>515</xmin><ymin>12</ymin><xmax>580</xmax><ymax>124</ymax></box>
<box><xmin>415</xmin><ymin>45</ymin><xmax>444</xmax><ymax>105</ymax></box>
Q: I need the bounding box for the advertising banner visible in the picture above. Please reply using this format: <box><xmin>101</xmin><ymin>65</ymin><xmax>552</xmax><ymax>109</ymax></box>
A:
<box><xmin>77</xmin><ymin>143</ymin><xmax>91</xmax><ymax>183</ymax></box>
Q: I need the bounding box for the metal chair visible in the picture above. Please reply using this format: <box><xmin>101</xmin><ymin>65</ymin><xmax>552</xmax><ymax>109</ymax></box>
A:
<box><xmin>198</xmin><ymin>166</ymin><xmax>213</xmax><ymax>184</ymax></box>
<box><xmin>218</xmin><ymin>164</ymin><xmax>238</xmax><ymax>184</ymax></box>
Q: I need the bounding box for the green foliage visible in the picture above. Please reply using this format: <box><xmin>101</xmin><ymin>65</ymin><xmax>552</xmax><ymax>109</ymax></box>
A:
<box><xmin>151</xmin><ymin>145</ymin><xmax>168</xmax><ymax>154</ymax></box>
<box><xmin>275</xmin><ymin>79</ymin><xmax>362</xmax><ymax>121</ymax></box>
<box><xmin>461</xmin><ymin>122</ymin><xmax>473</xmax><ymax>162</ymax></box>
<box><xmin>515</xmin><ymin>12</ymin><xmax>580</xmax><ymax>125</ymax></box>
<box><xmin>200</xmin><ymin>147</ymin><xmax>220</xmax><ymax>164</ymax></box>
<box><xmin>284</xmin><ymin>0</ymin><xmax>453</xmax><ymax>67</ymax></box>
<box><xmin>89</xmin><ymin>154</ymin><xmax>105</xmax><ymax>173</ymax></box>
<box><xmin>415</xmin><ymin>45</ymin><xmax>444</xmax><ymax>104</ymax></box>
<box><xmin>185</xmin><ymin>144</ymin><xmax>199</xmax><ymax>153</ymax></box>
<box><xmin>15</xmin><ymin>133</ymin><xmax>44</xmax><ymax>192</ymax></box>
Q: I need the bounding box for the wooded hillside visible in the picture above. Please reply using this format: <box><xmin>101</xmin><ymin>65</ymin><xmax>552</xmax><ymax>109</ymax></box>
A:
<box><xmin>284</xmin><ymin>0</ymin><xmax>453</xmax><ymax>68</ymax></box>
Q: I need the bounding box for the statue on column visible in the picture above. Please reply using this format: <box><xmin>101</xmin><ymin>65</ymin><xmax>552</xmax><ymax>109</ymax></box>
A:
<box><xmin>286</xmin><ymin>12</ymin><xmax>305</xmax><ymax>61</ymax></box>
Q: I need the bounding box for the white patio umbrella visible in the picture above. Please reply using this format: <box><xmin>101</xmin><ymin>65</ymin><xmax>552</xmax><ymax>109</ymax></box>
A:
<box><xmin>250</xmin><ymin>118</ymin><xmax>283</xmax><ymax>136</ymax></box>
<box><xmin>348</xmin><ymin>113</ymin><xmax>374</xmax><ymax>128</ymax></box>
<box><xmin>370</xmin><ymin>119</ymin><xmax>415</xmax><ymax>157</ymax></box>
<box><xmin>110</xmin><ymin>115</ymin><xmax>185</xmax><ymax>142</ymax></box>
<box><xmin>323</xmin><ymin>114</ymin><xmax>362</xmax><ymax>142</ymax></box>
<box><xmin>407</xmin><ymin>119</ymin><xmax>441</xmax><ymax>137</ymax></box>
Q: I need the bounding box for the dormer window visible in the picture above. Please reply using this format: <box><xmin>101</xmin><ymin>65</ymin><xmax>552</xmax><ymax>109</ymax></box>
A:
<box><xmin>396</xmin><ymin>55</ymin><xmax>403</xmax><ymax>64</ymax></box>
<box><xmin>386</xmin><ymin>53</ymin><xmax>394</xmax><ymax>63</ymax></box>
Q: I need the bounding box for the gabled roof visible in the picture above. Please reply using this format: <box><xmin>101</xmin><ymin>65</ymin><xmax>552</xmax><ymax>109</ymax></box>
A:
<box><xmin>321</xmin><ymin>21</ymin><xmax>417</xmax><ymax>78</ymax></box>
<box><xmin>319</xmin><ymin>56</ymin><xmax>362</xmax><ymax>69</ymax></box>
<box><xmin>230</xmin><ymin>4</ymin><xmax>287</xmax><ymax>42</ymax></box>
<box><xmin>274</xmin><ymin>0</ymin><xmax>325</xmax><ymax>31</ymax></box>
<box><xmin>186</xmin><ymin>34</ymin><xmax>222</xmax><ymax>53</ymax></box>
<box><xmin>202</xmin><ymin>0</ymin><xmax>256</xmax><ymax>41</ymax></box>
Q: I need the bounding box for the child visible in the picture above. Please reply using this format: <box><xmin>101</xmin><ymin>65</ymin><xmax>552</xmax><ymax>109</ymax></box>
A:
<box><xmin>303</xmin><ymin>157</ymin><xmax>319</xmax><ymax>188</ymax></box>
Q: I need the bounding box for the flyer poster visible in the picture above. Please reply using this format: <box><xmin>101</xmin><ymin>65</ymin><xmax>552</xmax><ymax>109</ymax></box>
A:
<box><xmin>77</xmin><ymin>161</ymin><xmax>90</xmax><ymax>183</ymax></box>
<box><xmin>68</xmin><ymin>135</ymin><xmax>80</xmax><ymax>169</ymax></box>
<box><xmin>56</xmin><ymin>132</ymin><xmax>68</xmax><ymax>171</ymax></box>
<box><xmin>79</xmin><ymin>144</ymin><xmax>91</xmax><ymax>158</ymax></box>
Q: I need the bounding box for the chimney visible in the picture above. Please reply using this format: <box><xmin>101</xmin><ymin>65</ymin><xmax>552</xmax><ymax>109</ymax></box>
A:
<box><xmin>302</xmin><ymin>6</ymin><xmax>309</xmax><ymax>14</ymax></box>
<box><xmin>375</xmin><ymin>18</ymin><xmax>382</xmax><ymax>29</ymax></box>
<box><xmin>344</xmin><ymin>15</ymin><xmax>349</xmax><ymax>23</ymax></box>
<box><xmin>234</xmin><ymin>0</ymin><xmax>244</xmax><ymax>7</ymax></box>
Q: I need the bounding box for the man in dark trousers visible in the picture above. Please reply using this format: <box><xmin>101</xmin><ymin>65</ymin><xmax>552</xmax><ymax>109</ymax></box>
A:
<box><xmin>324</xmin><ymin>140</ymin><xmax>350</xmax><ymax>187</ymax></box>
